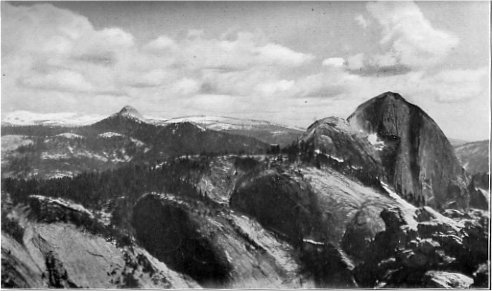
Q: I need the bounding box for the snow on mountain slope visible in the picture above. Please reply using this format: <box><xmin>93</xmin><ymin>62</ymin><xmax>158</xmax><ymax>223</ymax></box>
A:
<box><xmin>150</xmin><ymin>115</ymin><xmax>302</xmax><ymax>146</ymax></box>
<box><xmin>55</xmin><ymin>133</ymin><xmax>84</xmax><ymax>139</ymax></box>
<box><xmin>1</xmin><ymin>135</ymin><xmax>33</xmax><ymax>154</ymax></box>
<box><xmin>2</xmin><ymin>130</ymin><xmax>150</xmax><ymax>179</ymax></box>
<box><xmin>153</xmin><ymin>115</ymin><xmax>299</xmax><ymax>131</ymax></box>
<box><xmin>98</xmin><ymin>132</ymin><xmax>125</xmax><ymax>138</ymax></box>
<box><xmin>2</xmin><ymin>109</ymin><xmax>302</xmax><ymax>147</ymax></box>
<box><xmin>3</xmin><ymin>110</ymin><xmax>301</xmax><ymax>134</ymax></box>
<box><xmin>2</xmin><ymin>111</ymin><xmax>104</xmax><ymax>127</ymax></box>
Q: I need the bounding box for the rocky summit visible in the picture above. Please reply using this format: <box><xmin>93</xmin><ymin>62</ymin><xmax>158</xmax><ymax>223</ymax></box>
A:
<box><xmin>1</xmin><ymin>91</ymin><xmax>489</xmax><ymax>289</ymax></box>
<box><xmin>348</xmin><ymin>92</ymin><xmax>470</xmax><ymax>210</ymax></box>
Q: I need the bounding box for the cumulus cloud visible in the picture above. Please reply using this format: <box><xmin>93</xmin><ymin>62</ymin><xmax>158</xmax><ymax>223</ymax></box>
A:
<box><xmin>20</xmin><ymin>69</ymin><xmax>94</xmax><ymax>92</ymax></box>
<box><xmin>168</xmin><ymin>31</ymin><xmax>314</xmax><ymax>71</ymax></box>
<box><xmin>2</xmin><ymin>3</ymin><xmax>314</xmax><ymax>114</ymax></box>
<box><xmin>355</xmin><ymin>14</ymin><xmax>370</xmax><ymax>29</ymax></box>
<box><xmin>1</xmin><ymin>2</ymin><xmax>488</xmax><ymax>140</ymax></box>
<box><xmin>415</xmin><ymin>68</ymin><xmax>488</xmax><ymax>103</ymax></box>
<box><xmin>365</xmin><ymin>1</ymin><xmax>459</xmax><ymax>69</ymax></box>
<box><xmin>322</xmin><ymin>57</ymin><xmax>345</xmax><ymax>68</ymax></box>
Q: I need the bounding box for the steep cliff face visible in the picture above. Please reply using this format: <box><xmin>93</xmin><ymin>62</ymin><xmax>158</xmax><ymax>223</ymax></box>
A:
<box><xmin>1</xmin><ymin>197</ymin><xmax>199</xmax><ymax>289</ymax></box>
<box><xmin>132</xmin><ymin>193</ymin><xmax>313</xmax><ymax>288</ymax></box>
<box><xmin>348</xmin><ymin>92</ymin><xmax>469</xmax><ymax>209</ymax></box>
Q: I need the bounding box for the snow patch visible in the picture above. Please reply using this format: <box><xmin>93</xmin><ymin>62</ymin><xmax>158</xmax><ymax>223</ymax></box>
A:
<box><xmin>130</xmin><ymin>137</ymin><xmax>145</xmax><ymax>147</ymax></box>
<box><xmin>56</xmin><ymin>132</ymin><xmax>84</xmax><ymax>139</ymax></box>
<box><xmin>328</xmin><ymin>154</ymin><xmax>344</xmax><ymax>163</ymax></box>
<box><xmin>314</xmin><ymin>149</ymin><xmax>344</xmax><ymax>163</ymax></box>
<box><xmin>478</xmin><ymin>188</ymin><xmax>490</xmax><ymax>204</ymax></box>
<box><xmin>29</xmin><ymin>195</ymin><xmax>94</xmax><ymax>218</ymax></box>
<box><xmin>98</xmin><ymin>132</ymin><xmax>125</xmax><ymax>138</ymax></box>
<box><xmin>380</xmin><ymin>181</ymin><xmax>418</xmax><ymax>230</ymax></box>
<box><xmin>2</xmin><ymin>111</ymin><xmax>103</xmax><ymax>126</ymax></box>
<box><xmin>151</xmin><ymin>115</ymin><xmax>299</xmax><ymax>131</ymax></box>
<box><xmin>41</xmin><ymin>152</ymin><xmax>70</xmax><ymax>160</ymax></box>
<box><xmin>1</xmin><ymin>135</ymin><xmax>34</xmax><ymax>153</ymax></box>
<box><xmin>367</xmin><ymin>133</ymin><xmax>385</xmax><ymax>151</ymax></box>
<box><xmin>46</xmin><ymin>171</ymin><xmax>73</xmax><ymax>179</ymax></box>
<box><xmin>303</xmin><ymin>238</ymin><xmax>325</xmax><ymax>246</ymax></box>
<box><xmin>421</xmin><ymin>206</ymin><xmax>463</xmax><ymax>231</ymax></box>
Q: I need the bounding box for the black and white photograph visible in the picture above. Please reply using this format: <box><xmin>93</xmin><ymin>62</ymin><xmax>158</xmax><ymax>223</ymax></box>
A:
<box><xmin>1</xmin><ymin>1</ymin><xmax>490</xmax><ymax>288</ymax></box>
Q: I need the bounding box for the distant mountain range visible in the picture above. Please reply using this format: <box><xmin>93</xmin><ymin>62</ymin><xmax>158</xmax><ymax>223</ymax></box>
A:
<box><xmin>454</xmin><ymin>140</ymin><xmax>489</xmax><ymax>175</ymax></box>
<box><xmin>1</xmin><ymin>91</ymin><xmax>489</xmax><ymax>288</ymax></box>
<box><xmin>2</xmin><ymin>106</ymin><xmax>273</xmax><ymax>179</ymax></box>
<box><xmin>2</xmin><ymin>108</ymin><xmax>302</xmax><ymax>147</ymax></box>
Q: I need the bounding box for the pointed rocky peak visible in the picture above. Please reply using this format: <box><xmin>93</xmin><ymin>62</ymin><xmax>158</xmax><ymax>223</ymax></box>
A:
<box><xmin>116</xmin><ymin>105</ymin><xmax>143</xmax><ymax>119</ymax></box>
<box><xmin>92</xmin><ymin>105</ymin><xmax>148</xmax><ymax>131</ymax></box>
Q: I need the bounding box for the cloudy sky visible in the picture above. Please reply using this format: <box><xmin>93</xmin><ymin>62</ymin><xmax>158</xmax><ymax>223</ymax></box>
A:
<box><xmin>2</xmin><ymin>1</ymin><xmax>490</xmax><ymax>140</ymax></box>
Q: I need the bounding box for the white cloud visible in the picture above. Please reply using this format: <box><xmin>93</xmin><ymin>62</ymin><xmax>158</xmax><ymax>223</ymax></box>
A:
<box><xmin>20</xmin><ymin>70</ymin><xmax>94</xmax><ymax>92</ymax></box>
<box><xmin>355</xmin><ymin>14</ymin><xmax>370</xmax><ymax>29</ymax></box>
<box><xmin>256</xmin><ymin>79</ymin><xmax>295</xmax><ymax>96</ymax></box>
<box><xmin>2</xmin><ymin>3</ymin><xmax>314</xmax><ymax>114</ymax></box>
<box><xmin>255</xmin><ymin>43</ymin><xmax>314</xmax><ymax>67</ymax></box>
<box><xmin>414</xmin><ymin>68</ymin><xmax>488</xmax><ymax>103</ymax></box>
<box><xmin>143</xmin><ymin>36</ymin><xmax>177</xmax><ymax>52</ymax></box>
<box><xmin>322</xmin><ymin>57</ymin><xmax>345</xmax><ymax>68</ymax></box>
<box><xmin>346</xmin><ymin>54</ymin><xmax>365</xmax><ymax>71</ymax></box>
<box><xmin>365</xmin><ymin>1</ymin><xmax>459</xmax><ymax>68</ymax></box>
<box><xmin>1</xmin><ymin>2</ymin><xmax>488</xmax><ymax>140</ymax></box>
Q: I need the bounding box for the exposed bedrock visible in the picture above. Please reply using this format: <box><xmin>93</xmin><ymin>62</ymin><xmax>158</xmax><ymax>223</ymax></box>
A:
<box><xmin>353</xmin><ymin>206</ymin><xmax>489</xmax><ymax>287</ymax></box>
<box><xmin>229</xmin><ymin>169</ymin><xmax>359</xmax><ymax>287</ymax></box>
<box><xmin>132</xmin><ymin>194</ymin><xmax>231</xmax><ymax>287</ymax></box>
<box><xmin>230</xmin><ymin>171</ymin><xmax>322</xmax><ymax>244</ymax></box>
<box><xmin>348</xmin><ymin>92</ymin><xmax>469</xmax><ymax>210</ymax></box>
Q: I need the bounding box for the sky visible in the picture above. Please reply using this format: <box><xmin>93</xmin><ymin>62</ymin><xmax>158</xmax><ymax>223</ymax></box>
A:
<box><xmin>1</xmin><ymin>1</ymin><xmax>490</xmax><ymax>140</ymax></box>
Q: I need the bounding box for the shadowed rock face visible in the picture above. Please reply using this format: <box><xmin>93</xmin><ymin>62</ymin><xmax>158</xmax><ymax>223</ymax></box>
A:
<box><xmin>230</xmin><ymin>170</ymin><xmax>324</xmax><ymax>244</ymax></box>
<box><xmin>229</xmin><ymin>167</ymin><xmax>399</xmax><ymax>288</ymax></box>
<box><xmin>1</xmin><ymin>196</ymin><xmax>199</xmax><ymax>289</ymax></box>
<box><xmin>348</xmin><ymin>92</ymin><xmax>469</xmax><ymax>210</ymax></box>
<box><xmin>132</xmin><ymin>194</ymin><xmax>232</xmax><ymax>287</ymax></box>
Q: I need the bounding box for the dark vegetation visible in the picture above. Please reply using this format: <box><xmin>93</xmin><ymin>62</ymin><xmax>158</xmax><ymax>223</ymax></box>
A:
<box><xmin>2</xmin><ymin>156</ymin><xmax>220</xmax><ymax>246</ymax></box>
<box><xmin>5</xmin><ymin>135</ymin><xmax>146</xmax><ymax>178</ymax></box>
<box><xmin>133</xmin><ymin>195</ymin><xmax>231</xmax><ymax>286</ymax></box>
<box><xmin>1</xmin><ymin>125</ymin><xmax>70</xmax><ymax>137</ymax></box>
<box><xmin>25</xmin><ymin>195</ymin><xmax>132</xmax><ymax>248</ymax></box>
<box><xmin>3</xmin><ymin>157</ymin><xmax>213</xmax><ymax>209</ymax></box>
<box><xmin>1</xmin><ymin>213</ymin><xmax>24</xmax><ymax>244</ymax></box>
<box><xmin>280</xmin><ymin>140</ymin><xmax>385</xmax><ymax>191</ymax></box>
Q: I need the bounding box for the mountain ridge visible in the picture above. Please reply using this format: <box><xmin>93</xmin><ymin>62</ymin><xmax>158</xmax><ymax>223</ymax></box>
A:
<box><xmin>2</xmin><ymin>91</ymin><xmax>489</xmax><ymax>288</ymax></box>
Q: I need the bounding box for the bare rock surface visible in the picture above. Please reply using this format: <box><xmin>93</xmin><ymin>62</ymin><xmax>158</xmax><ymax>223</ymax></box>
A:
<box><xmin>348</xmin><ymin>92</ymin><xmax>469</xmax><ymax>209</ymax></box>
